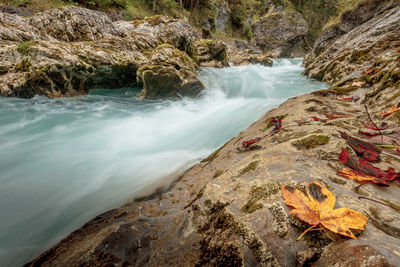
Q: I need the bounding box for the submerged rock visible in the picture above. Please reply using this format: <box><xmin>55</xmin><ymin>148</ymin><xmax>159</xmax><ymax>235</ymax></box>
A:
<box><xmin>137</xmin><ymin>44</ymin><xmax>204</xmax><ymax>99</ymax></box>
<box><xmin>252</xmin><ymin>9</ymin><xmax>308</xmax><ymax>57</ymax></box>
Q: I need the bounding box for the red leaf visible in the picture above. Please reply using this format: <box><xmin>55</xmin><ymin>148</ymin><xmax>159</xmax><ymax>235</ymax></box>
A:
<box><xmin>312</xmin><ymin>117</ymin><xmax>328</xmax><ymax>123</ymax></box>
<box><xmin>269</xmin><ymin>119</ymin><xmax>282</xmax><ymax>136</ymax></box>
<box><xmin>339</xmin><ymin>131</ymin><xmax>381</xmax><ymax>161</ymax></box>
<box><xmin>364</xmin><ymin>122</ymin><xmax>388</xmax><ymax>131</ymax></box>
<box><xmin>359</xmin><ymin>130</ymin><xmax>379</xmax><ymax>137</ymax></box>
<box><xmin>339</xmin><ymin>148</ymin><xmax>398</xmax><ymax>182</ymax></box>
<box><xmin>242</xmin><ymin>138</ymin><xmax>261</xmax><ymax>148</ymax></box>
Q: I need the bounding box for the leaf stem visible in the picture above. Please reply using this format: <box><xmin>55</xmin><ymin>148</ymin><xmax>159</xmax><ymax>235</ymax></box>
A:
<box><xmin>297</xmin><ymin>224</ymin><xmax>317</xmax><ymax>240</ymax></box>
<box><xmin>358</xmin><ymin>196</ymin><xmax>400</xmax><ymax>212</ymax></box>
<box><xmin>364</xmin><ymin>104</ymin><xmax>383</xmax><ymax>143</ymax></box>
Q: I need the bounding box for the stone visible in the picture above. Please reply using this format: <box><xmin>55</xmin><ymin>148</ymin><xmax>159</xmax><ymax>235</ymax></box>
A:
<box><xmin>252</xmin><ymin>9</ymin><xmax>308</xmax><ymax>57</ymax></box>
<box><xmin>0</xmin><ymin>9</ymin><xmax>227</xmax><ymax>99</ymax></box>
<box><xmin>137</xmin><ymin>44</ymin><xmax>204</xmax><ymax>99</ymax></box>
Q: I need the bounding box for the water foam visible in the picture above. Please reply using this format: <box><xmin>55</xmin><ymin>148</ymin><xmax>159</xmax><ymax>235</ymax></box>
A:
<box><xmin>0</xmin><ymin>59</ymin><xmax>327</xmax><ymax>266</ymax></box>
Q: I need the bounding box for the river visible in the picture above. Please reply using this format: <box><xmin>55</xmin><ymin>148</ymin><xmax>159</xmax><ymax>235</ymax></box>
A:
<box><xmin>0</xmin><ymin>58</ymin><xmax>327</xmax><ymax>266</ymax></box>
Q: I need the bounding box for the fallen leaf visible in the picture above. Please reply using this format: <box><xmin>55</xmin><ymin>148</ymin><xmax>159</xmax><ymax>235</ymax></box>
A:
<box><xmin>282</xmin><ymin>181</ymin><xmax>368</xmax><ymax>239</ymax></box>
<box><xmin>362</xmin><ymin>67</ymin><xmax>379</xmax><ymax>75</ymax></box>
<box><xmin>359</xmin><ymin>130</ymin><xmax>379</xmax><ymax>137</ymax></box>
<box><xmin>242</xmin><ymin>138</ymin><xmax>261</xmax><ymax>148</ymax></box>
<box><xmin>340</xmin><ymin>131</ymin><xmax>381</xmax><ymax>161</ymax></box>
<box><xmin>337</xmin><ymin>168</ymin><xmax>389</xmax><ymax>186</ymax></box>
<box><xmin>364</xmin><ymin>122</ymin><xmax>388</xmax><ymax>131</ymax></box>
<box><xmin>338</xmin><ymin>148</ymin><xmax>398</xmax><ymax>182</ymax></box>
<box><xmin>269</xmin><ymin>119</ymin><xmax>282</xmax><ymax>136</ymax></box>
<box><xmin>381</xmin><ymin>104</ymin><xmax>400</xmax><ymax>118</ymax></box>
<box><xmin>312</xmin><ymin>116</ymin><xmax>328</xmax><ymax>123</ymax></box>
<box><xmin>294</xmin><ymin>117</ymin><xmax>311</xmax><ymax>125</ymax></box>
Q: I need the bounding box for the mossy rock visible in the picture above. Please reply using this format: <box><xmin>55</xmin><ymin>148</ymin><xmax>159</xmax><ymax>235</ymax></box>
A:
<box><xmin>292</xmin><ymin>135</ymin><xmax>330</xmax><ymax>150</ymax></box>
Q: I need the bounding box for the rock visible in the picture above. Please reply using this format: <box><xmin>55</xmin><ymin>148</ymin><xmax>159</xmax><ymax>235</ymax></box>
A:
<box><xmin>252</xmin><ymin>9</ymin><xmax>308</xmax><ymax>57</ymax></box>
<box><xmin>27</xmin><ymin>7</ymin><xmax>122</xmax><ymax>42</ymax></box>
<box><xmin>192</xmin><ymin>39</ymin><xmax>229</xmax><ymax>68</ymax></box>
<box><xmin>312</xmin><ymin>0</ymin><xmax>399</xmax><ymax>56</ymax></box>
<box><xmin>27</xmin><ymin>2</ymin><xmax>400</xmax><ymax>266</ymax></box>
<box><xmin>0</xmin><ymin>4</ymin><xmax>35</xmax><ymax>17</ymax></box>
<box><xmin>225</xmin><ymin>40</ymin><xmax>273</xmax><ymax>67</ymax></box>
<box><xmin>216</xmin><ymin>3</ymin><xmax>229</xmax><ymax>31</ymax></box>
<box><xmin>137</xmin><ymin>44</ymin><xmax>204</xmax><ymax>99</ymax></box>
<box><xmin>0</xmin><ymin>8</ymin><xmax>227</xmax><ymax>99</ymax></box>
<box><xmin>304</xmin><ymin>2</ymin><xmax>400</xmax><ymax>85</ymax></box>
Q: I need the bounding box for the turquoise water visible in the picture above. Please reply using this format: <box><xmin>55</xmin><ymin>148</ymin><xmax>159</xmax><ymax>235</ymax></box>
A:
<box><xmin>0</xmin><ymin>59</ymin><xmax>328</xmax><ymax>266</ymax></box>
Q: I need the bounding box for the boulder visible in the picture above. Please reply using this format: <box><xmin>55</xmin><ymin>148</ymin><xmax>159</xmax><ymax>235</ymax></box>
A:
<box><xmin>312</xmin><ymin>0</ymin><xmax>399</xmax><ymax>56</ymax></box>
<box><xmin>252</xmin><ymin>10</ymin><xmax>308</xmax><ymax>57</ymax></box>
<box><xmin>0</xmin><ymin>8</ymin><xmax>217</xmax><ymax>99</ymax></box>
<box><xmin>192</xmin><ymin>39</ymin><xmax>229</xmax><ymax>68</ymax></box>
<box><xmin>225</xmin><ymin>40</ymin><xmax>273</xmax><ymax>67</ymax></box>
<box><xmin>137</xmin><ymin>44</ymin><xmax>204</xmax><ymax>99</ymax></box>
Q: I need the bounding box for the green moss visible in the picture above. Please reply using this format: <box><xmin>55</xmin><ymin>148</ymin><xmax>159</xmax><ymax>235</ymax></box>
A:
<box><xmin>17</xmin><ymin>41</ymin><xmax>32</xmax><ymax>56</ymax></box>
<box><xmin>213</xmin><ymin>170</ymin><xmax>224</xmax><ymax>179</ymax></box>
<box><xmin>15</xmin><ymin>58</ymin><xmax>32</xmax><ymax>72</ymax></box>
<box><xmin>238</xmin><ymin>160</ymin><xmax>260</xmax><ymax>177</ymax></box>
<box><xmin>241</xmin><ymin>182</ymin><xmax>281</xmax><ymax>214</ymax></box>
<box><xmin>349</xmin><ymin>48</ymin><xmax>372</xmax><ymax>63</ymax></box>
<box><xmin>292</xmin><ymin>135</ymin><xmax>330</xmax><ymax>150</ymax></box>
<box><xmin>201</xmin><ymin>139</ymin><xmax>231</xmax><ymax>163</ymax></box>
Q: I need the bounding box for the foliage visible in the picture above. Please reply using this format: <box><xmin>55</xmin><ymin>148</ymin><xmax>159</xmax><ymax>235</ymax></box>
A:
<box><xmin>282</xmin><ymin>181</ymin><xmax>368</xmax><ymax>239</ymax></box>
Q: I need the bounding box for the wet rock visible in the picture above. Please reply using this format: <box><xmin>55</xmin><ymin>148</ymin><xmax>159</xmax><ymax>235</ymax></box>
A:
<box><xmin>192</xmin><ymin>39</ymin><xmax>229</xmax><ymax>68</ymax></box>
<box><xmin>252</xmin><ymin>10</ymin><xmax>308</xmax><ymax>57</ymax></box>
<box><xmin>225</xmin><ymin>40</ymin><xmax>273</xmax><ymax>67</ymax></box>
<box><xmin>137</xmin><ymin>44</ymin><xmax>204</xmax><ymax>99</ymax></box>
<box><xmin>0</xmin><ymin>9</ymin><xmax>215</xmax><ymax>99</ymax></box>
<box><xmin>28</xmin><ymin>7</ymin><xmax>122</xmax><ymax>42</ymax></box>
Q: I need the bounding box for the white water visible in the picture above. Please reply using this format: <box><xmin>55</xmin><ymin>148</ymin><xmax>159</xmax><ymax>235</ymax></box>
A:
<box><xmin>0</xmin><ymin>59</ymin><xmax>327</xmax><ymax>266</ymax></box>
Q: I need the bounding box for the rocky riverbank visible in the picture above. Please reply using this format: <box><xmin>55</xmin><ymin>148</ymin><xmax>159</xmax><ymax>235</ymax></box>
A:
<box><xmin>0</xmin><ymin>7</ymin><xmax>230</xmax><ymax>99</ymax></box>
<box><xmin>26</xmin><ymin>1</ymin><xmax>400</xmax><ymax>266</ymax></box>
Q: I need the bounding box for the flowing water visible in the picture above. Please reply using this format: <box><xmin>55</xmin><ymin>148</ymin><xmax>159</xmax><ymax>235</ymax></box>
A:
<box><xmin>0</xmin><ymin>58</ymin><xmax>328</xmax><ymax>266</ymax></box>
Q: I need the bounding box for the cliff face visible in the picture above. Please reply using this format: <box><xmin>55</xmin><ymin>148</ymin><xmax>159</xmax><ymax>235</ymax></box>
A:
<box><xmin>0</xmin><ymin>7</ymin><xmax>227</xmax><ymax>99</ymax></box>
<box><xmin>27</xmin><ymin>1</ymin><xmax>400</xmax><ymax>266</ymax></box>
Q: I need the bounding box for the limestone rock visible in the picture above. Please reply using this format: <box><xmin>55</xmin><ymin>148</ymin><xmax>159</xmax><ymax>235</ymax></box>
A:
<box><xmin>225</xmin><ymin>40</ymin><xmax>273</xmax><ymax>67</ymax></box>
<box><xmin>137</xmin><ymin>44</ymin><xmax>204</xmax><ymax>99</ymax></box>
<box><xmin>304</xmin><ymin>3</ymin><xmax>400</xmax><ymax>85</ymax></box>
<box><xmin>28</xmin><ymin>7</ymin><xmax>122</xmax><ymax>42</ymax></box>
<box><xmin>252</xmin><ymin>10</ymin><xmax>308</xmax><ymax>57</ymax></box>
<box><xmin>0</xmin><ymin>8</ymin><xmax>211</xmax><ymax>99</ymax></box>
<box><xmin>192</xmin><ymin>39</ymin><xmax>229</xmax><ymax>68</ymax></box>
<box><xmin>312</xmin><ymin>0</ymin><xmax>399</xmax><ymax>56</ymax></box>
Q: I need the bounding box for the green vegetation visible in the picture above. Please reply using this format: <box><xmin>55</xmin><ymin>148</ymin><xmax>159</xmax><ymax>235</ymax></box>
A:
<box><xmin>17</xmin><ymin>41</ymin><xmax>32</xmax><ymax>56</ymax></box>
<box><xmin>292</xmin><ymin>135</ymin><xmax>330</xmax><ymax>150</ymax></box>
<box><xmin>3</xmin><ymin>0</ymin><xmax>379</xmax><ymax>44</ymax></box>
<box><xmin>241</xmin><ymin>182</ymin><xmax>281</xmax><ymax>213</ymax></box>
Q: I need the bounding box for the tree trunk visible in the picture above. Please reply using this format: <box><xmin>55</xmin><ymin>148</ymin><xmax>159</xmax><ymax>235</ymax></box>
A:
<box><xmin>153</xmin><ymin>0</ymin><xmax>157</xmax><ymax>12</ymax></box>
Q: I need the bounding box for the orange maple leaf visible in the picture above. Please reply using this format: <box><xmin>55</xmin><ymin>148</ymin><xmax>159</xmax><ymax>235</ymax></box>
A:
<box><xmin>282</xmin><ymin>181</ymin><xmax>368</xmax><ymax>240</ymax></box>
<box><xmin>337</xmin><ymin>168</ymin><xmax>389</xmax><ymax>186</ymax></box>
<box><xmin>381</xmin><ymin>104</ymin><xmax>400</xmax><ymax>118</ymax></box>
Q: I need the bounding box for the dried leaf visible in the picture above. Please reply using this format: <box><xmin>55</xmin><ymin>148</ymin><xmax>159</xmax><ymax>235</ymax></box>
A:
<box><xmin>268</xmin><ymin>119</ymin><xmax>282</xmax><ymax>136</ymax></box>
<box><xmin>338</xmin><ymin>148</ymin><xmax>398</xmax><ymax>182</ymax></box>
<box><xmin>337</xmin><ymin>168</ymin><xmax>389</xmax><ymax>186</ymax></box>
<box><xmin>359</xmin><ymin>130</ymin><xmax>379</xmax><ymax>137</ymax></box>
<box><xmin>339</xmin><ymin>131</ymin><xmax>381</xmax><ymax>161</ymax></box>
<box><xmin>364</xmin><ymin>122</ymin><xmax>388</xmax><ymax>131</ymax></box>
<box><xmin>381</xmin><ymin>104</ymin><xmax>400</xmax><ymax>118</ymax></box>
<box><xmin>282</xmin><ymin>181</ymin><xmax>368</xmax><ymax>239</ymax></box>
<box><xmin>242</xmin><ymin>138</ymin><xmax>261</xmax><ymax>148</ymax></box>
